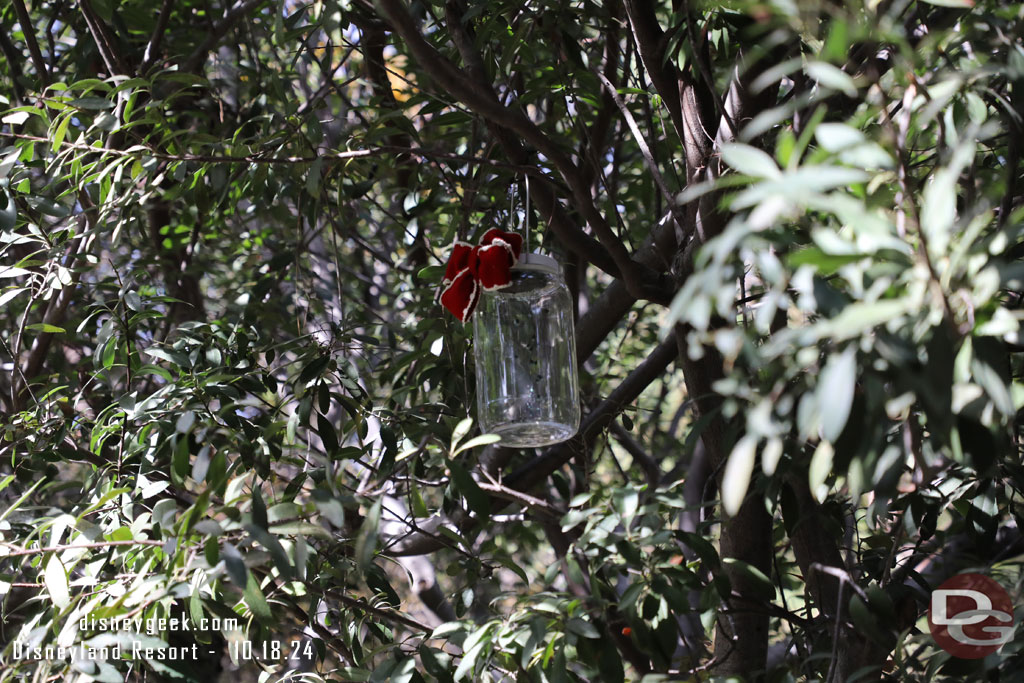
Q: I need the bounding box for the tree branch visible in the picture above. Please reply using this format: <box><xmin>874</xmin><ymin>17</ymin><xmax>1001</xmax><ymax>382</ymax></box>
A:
<box><xmin>140</xmin><ymin>0</ymin><xmax>177</xmax><ymax>72</ymax></box>
<box><xmin>597</xmin><ymin>71</ymin><xmax>688</xmax><ymax>238</ymax></box>
<box><xmin>79</xmin><ymin>0</ymin><xmax>128</xmax><ymax>76</ymax></box>
<box><xmin>10</xmin><ymin>0</ymin><xmax>49</xmax><ymax>84</ymax></box>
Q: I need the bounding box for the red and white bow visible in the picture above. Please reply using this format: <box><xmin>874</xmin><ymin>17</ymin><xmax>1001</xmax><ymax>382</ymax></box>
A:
<box><xmin>439</xmin><ymin>228</ymin><xmax>524</xmax><ymax>321</ymax></box>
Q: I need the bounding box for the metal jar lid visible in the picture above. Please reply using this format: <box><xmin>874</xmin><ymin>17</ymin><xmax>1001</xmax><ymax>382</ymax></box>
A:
<box><xmin>512</xmin><ymin>252</ymin><xmax>560</xmax><ymax>275</ymax></box>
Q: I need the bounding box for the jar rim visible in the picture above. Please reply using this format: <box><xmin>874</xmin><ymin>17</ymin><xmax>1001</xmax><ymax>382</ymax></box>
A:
<box><xmin>513</xmin><ymin>252</ymin><xmax>560</xmax><ymax>275</ymax></box>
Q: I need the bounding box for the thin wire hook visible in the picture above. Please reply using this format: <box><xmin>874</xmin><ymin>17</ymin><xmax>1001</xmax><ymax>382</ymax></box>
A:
<box><xmin>524</xmin><ymin>176</ymin><xmax>530</xmax><ymax>254</ymax></box>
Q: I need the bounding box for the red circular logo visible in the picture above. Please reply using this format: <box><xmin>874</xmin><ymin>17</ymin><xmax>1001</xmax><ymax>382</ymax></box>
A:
<box><xmin>928</xmin><ymin>573</ymin><xmax>1015</xmax><ymax>659</ymax></box>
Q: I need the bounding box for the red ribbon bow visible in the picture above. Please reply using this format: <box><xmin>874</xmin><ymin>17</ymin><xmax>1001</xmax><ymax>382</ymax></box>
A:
<box><xmin>439</xmin><ymin>228</ymin><xmax>524</xmax><ymax>321</ymax></box>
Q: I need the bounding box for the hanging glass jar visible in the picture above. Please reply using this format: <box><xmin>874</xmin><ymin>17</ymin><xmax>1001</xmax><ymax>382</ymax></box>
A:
<box><xmin>472</xmin><ymin>253</ymin><xmax>580</xmax><ymax>447</ymax></box>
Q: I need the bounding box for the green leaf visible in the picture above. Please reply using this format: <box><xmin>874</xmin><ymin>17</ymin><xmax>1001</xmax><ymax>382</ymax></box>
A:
<box><xmin>431</xmin><ymin>621</ymin><xmax>467</xmax><ymax>639</ymax></box>
<box><xmin>761</xmin><ymin>436</ymin><xmax>784</xmax><ymax>476</ymax></box>
<box><xmin>721</xmin><ymin>143</ymin><xmax>781</xmax><ymax>179</ymax></box>
<box><xmin>819</xmin><ymin>346</ymin><xmax>856</xmax><ymax>442</ymax></box>
<box><xmin>613</xmin><ymin>488</ymin><xmax>639</xmax><ymax>520</ymax></box>
<box><xmin>124</xmin><ymin>291</ymin><xmax>142</xmax><ymax>311</ymax></box>
<box><xmin>137</xmin><ymin>363</ymin><xmax>172</xmax><ymax>380</ymax></box>
<box><xmin>100</xmin><ymin>337</ymin><xmax>117</xmax><ymax>369</ymax></box>
<box><xmin>172</xmin><ymin>436</ymin><xmax>189</xmax><ymax>485</ymax></box>
<box><xmin>242</xmin><ymin>571</ymin><xmax>272</xmax><ymax>622</ymax></box>
<box><xmin>245</xmin><ymin>524</ymin><xmax>294</xmax><ymax>580</ymax></box>
<box><xmin>25</xmin><ymin>323</ymin><xmax>66</xmax><ymax>333</ymax></box>
<box><xmin>0</xmin><ymin>288</ymin><xmax>26</xmax><ymax>307</ymax></box>
<box><xmin>921</xmin><ymin>138</ymin><xmax>975</xmax><ymax>255</ymax></box>
<box><xmin>51</xmin><ymin>115</ymin><xmax>71</xmax><ymax>153</ymax></box>
<box><xmin>45</xmin><ymin>554</ymin><xmax>71</xmax><ymax>609</ymax></box>
<box><xmin>566</xmin><ymin>618</ymin><xmax>600</xmax><ymax>639</ymax></box>
<box><xmin>806</xmin><ymin>61</ymin><xmax>857</xmax><ymax>97</ymax></box>
<box><xmin>251</xmin><ymin>486</ymin><xmax>268</xmax><ymax>529</ymax></box>
<box><xmin>447</xmin><ymin>459</ymin><xmax>491</xmax><ymax>519</ymax></box>
<box><xmin>786</xmin><ymin>247</ymin><xmax>864</xmax><ymax>273</ymax></box>
<box><xmin>2</xmin><ymin>110</ymin><xmax>35</xmax><ymax>126</ymax></box>
<box><xmin>454</xmin><ymin>630</ymin><xmax>489</xmax><ymax>682</ymax></box>
<box><xmin>815</xmin><ymin>123</ymin><xmax>864</xmax><ymax>151</ymax></box>
<box><xmin>268</xmin><ymin>521</ymin><xmax>332</xmax><ymax>539</ymax></box>
<box><xmin>848</xmin><ymin>593</ymin><xmax>891</xmax><ymax>645</ymax></box>
<box><xmin>192</xmin><ymin>446</ymin><xmax>211</xmax><ymax>483</ymax></box>
<box><xmin>0</xmin><ymin>149</ymin><xmax>19</xmax><ymax>180</ymax></box>
<box><xmin>189</xmin><ymin>579</ymin><xmax>206</xmax><ymax>631</ymax></box>
<box><xmin>305</xmin><ymin>157</ymin><xmax>323</xmax><ymax>197</ymax></box>
<box><xmin>76</xmin><ymin>487</ymin><xmax>130</xmax><ymax>521</ymax></box>
<box><xmin>921</xmin><ymin>174</ymin><xmax>956</xmax><ymax>252</ymax></box>
<box><xmin>354</xmin><ymin>498</ymin><xmax>381</xmax><ymax>571</ymax></box>
<box><xmin>417</xmin><ymin>265</ymin><xmax>445</xmax><ymax>280</ymax></box>
<box><xmin>0</xmin><ymin>479</ymin><xmax>41</xmax><ymax>524</ymax></box>
<box><xmin>721</xmin><ymin>435</ymin><xmax>757</xmax><ymax>517</ymax></box>
<box><xmin>221</xmin><ymin>543</ymin><xmax>248</xmax><ymax>586</ymax></box>
<box><xmin>0</xmin><ymin>266</ymin><xmax>30</xmax><ymax>279</ymax></box>
<box><xmin>69</xmin><ymin>97</ymin><xmax>114</xmax><ymax>109</ymax></box>
<box><xmin>453</xmin><ymin>433</ymin><xmax>501</xmax><ymax>455</ymax></box>
<box><xmin>316</xmin><ymin>412</ymin><xmax>339</xmax><ymax>455</ymax></box>
<box><xmin>822</xmin><ymin>299</ymin><xmax>909</xmax><ymax>341</ymax></box>
<box><xmin>809</xmin><ymin>440</ymin><xmax>834</xmax><ymax>503</ymax></box>
<box><xmin>298</xmin><ymin>355</ymin><xmax>329</xmax><ymax>383</ymax></box>
<box><xmin>815</xmin><ymin>123</ymin><xmax>894</xmax><ymax>169</ymax></box>
<box><xmin>146</xmin><ymin>347</ymin><xmax>189</xmax><ymax>368</ymax></box>
<box><xmin>450</xmin><ymin>417</ymin><xmax>473</xmax><ymax>451</ymax></box>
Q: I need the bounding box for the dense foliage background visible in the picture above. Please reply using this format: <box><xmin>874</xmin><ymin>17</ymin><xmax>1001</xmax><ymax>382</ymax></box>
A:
<box><xmin>1</xmin><ymin>0</ymin><xmax>1023</xmax><ymax>681</ymax></box>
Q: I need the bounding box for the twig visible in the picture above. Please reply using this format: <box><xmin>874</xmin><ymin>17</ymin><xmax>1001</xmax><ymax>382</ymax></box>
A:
<box><xmin>476</xmin><ymin>481</ymin><xmax>562</xmax><ymax>519</ymax></box>
<box><xmin>0</xmin><ymin>540</ymin><xmax>164</xmax><ymax>559</ymax></box>
<box><xmin>597</xmin><ymin>71</ymin><xmax>688</xmax><ymax>237</ymax></box>
<box><xmin>322</xmin><ymin>588</ymin><xmax>431</xmax><ymax>632</ymax></box>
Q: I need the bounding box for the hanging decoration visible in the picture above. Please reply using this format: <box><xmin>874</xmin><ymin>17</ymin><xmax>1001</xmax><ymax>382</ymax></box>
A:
<box><xmin>439</xmin><ymin>228</ymin><xmax>524</xmax><ymax>322</ymax></box>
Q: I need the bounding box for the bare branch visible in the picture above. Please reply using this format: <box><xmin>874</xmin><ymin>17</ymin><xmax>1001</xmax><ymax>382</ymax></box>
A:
<box><xmin>79</xmin><ymin>0</ymin><xmax>128</xmax><ymax>76</ymax></box>
<box><xmin>10</xmin><ymin>0</ymin><xmax>49</xmax><ymax>85</ymax></box>
<box><xmin>140</xmin><ymin>0</ymin><xmax>177</xmax><ymax>72</ymax></box>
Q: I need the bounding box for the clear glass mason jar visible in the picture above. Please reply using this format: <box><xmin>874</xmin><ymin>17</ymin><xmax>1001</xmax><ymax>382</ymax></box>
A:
<box><xmin>473</xmin><ymin>253</ymin><xmax>580</xmax><ymax>447</ymax></box>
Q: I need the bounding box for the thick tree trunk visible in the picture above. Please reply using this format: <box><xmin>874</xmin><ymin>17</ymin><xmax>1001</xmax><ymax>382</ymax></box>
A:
<box><xmin>715</xmin><ymin>496</ymin><xmax>773</xmax><ymax>677</ymax></box>
<box><xmin>675</xmin><ymin>331</ymin><xmax>771</xmax><ymax>677</ymax></box>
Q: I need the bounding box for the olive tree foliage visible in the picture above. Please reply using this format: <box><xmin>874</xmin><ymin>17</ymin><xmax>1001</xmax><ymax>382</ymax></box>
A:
<box><xmin>0</xmin><ymin>0</ymin><xmax>1023</xmax><ymax>680</ymax></box>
